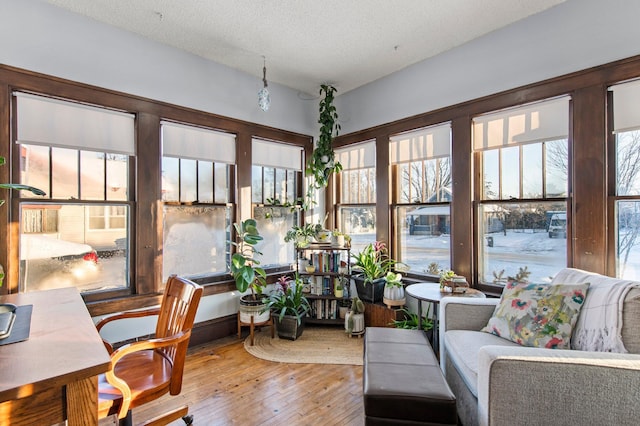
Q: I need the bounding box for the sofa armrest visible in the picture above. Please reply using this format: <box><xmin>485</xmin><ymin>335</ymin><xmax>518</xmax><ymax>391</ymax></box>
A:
<box><xmin>477</xmin><ymin>345</ymin><xmax>640</xmax><ymax>426</ymax></box>
<box><xmin>441</xmin><ymin>298</ymin><xmax>498</xmax><ymax>332</ymax></box>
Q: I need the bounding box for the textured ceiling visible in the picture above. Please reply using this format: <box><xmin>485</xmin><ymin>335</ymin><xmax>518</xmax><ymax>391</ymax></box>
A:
<box><xmin>45</xmin><ymin>0</ymin><xmax>565</xmax><ymax>95</ymax></box>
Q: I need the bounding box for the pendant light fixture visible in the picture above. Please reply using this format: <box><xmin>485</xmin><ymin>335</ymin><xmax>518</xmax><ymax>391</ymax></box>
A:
<box><xmin>258</xmin><ymin>56</ymin><xmax>271</xmax><ymax>111</ymax></box>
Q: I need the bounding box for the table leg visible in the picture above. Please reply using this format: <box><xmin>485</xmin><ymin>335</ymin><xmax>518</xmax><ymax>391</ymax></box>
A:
<box><xmin>66</xmin><ymin>376</ymin><xmax>99</xmax><ymax>426</ymax></box>
<box><xmin>432</xmin><ymin>303</ymin><xmax>439</xmax><ymax>354</ymax></box>
<box><xmin>417</xmin><ymin>301</ymin><xmax>423</xmax><ymax>332</ymax></box>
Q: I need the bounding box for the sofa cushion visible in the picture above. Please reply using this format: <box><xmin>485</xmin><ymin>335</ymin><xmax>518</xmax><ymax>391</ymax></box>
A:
<box><xmin>481</xmin><ymin>282</ymin><xmax>589</xmax><ymax>349</ymax></box>
<box><xmin>444</xmin><ymin>329</ymin><xmax>520</xmax><ymax>397</ymax></box>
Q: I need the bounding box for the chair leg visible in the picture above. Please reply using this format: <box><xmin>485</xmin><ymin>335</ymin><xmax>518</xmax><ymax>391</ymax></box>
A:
<box><xmin>118</xmin><ymin>411</ymin><xmax>133</xmax><ymax>426</ymax></box>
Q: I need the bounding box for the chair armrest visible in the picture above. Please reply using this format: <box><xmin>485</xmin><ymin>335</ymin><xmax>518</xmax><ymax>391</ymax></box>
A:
<box><xmin>95</xmin><ymin>307</ymin><xmax>161</xmax><ymax>353</ymax></box>
<box><xmin>477</xmin><ymin>345</ymin><xmax>640</xmax><ymax>426</ymax></box>
<box><xmin>105</xmin><ymin>330</ymin><xmax>192</xmax><ymax>418</ymax></box>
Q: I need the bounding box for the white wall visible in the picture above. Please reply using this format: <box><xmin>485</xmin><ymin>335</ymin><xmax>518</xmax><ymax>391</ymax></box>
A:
<box><xmin>337</xmin><ymin>0</ymin><xmax>640</xmax><ymax>134</ymax></box>
<box><xmin>0</xmin><ymin>0</ymin><xmax>317</xmax><ymax>136</ymax></box>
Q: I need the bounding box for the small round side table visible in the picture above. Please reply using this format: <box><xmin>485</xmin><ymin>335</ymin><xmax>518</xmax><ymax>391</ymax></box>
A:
<box><xmin>405</xmin><ymin>283</ymin><xmax>486</xmax><ymax>353</ymax></box>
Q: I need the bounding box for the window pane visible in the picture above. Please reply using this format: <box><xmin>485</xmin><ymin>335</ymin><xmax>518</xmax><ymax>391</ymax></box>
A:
<box><xmin>20</xmin><ymin>203</ymin><xmax>129</xmax><ymax>293</ymax></box>
<box><xmin>162</xmin><ymin>157</ymin><xmax>179</xmax><ymax>202</ymax></box>
<box><xmin>338</xmin><ymin>206</ymin><xmax>376</xmax><ymax>254</ymax></box>
<box><xmin>286</xmin><ymin>171</ymin><xmax>297</xmax><ymax>203</ymax></box>
<box><xmin>81</xmin><ymin>151</ymin><xmax>104</xmax><ymax>200</ymax></box>
<box><xmin>214</xmin><ymin>163</ymin><xmax>229</xmax><ymax>204</ymax></box>
<box><xmin>477</xmin><ymin>202</ymin><xmax>566</xmax><ymax>285</ymax></box>
<box><xmin>501</xmin><ymin>146</ymin><xmax>519</xmax><ymax>199</ymax></box>
<box><xmin>254</xmin><ymin>206</ymin><xmax>297</xmax><ymax>268</ymax></box>
<box><xmin>616</xmin><ymin>131</ymin><xmax>640</xmax><ymax>196</ymax></box>
<box><xmin>106</xmin><ymin>154</ymin><xmax>128</xmax><ymax>201</ymax></box>
<box><xmin>522</xmin><ymin>144</ymin><xmax>542</xmax><ymax>198</ymax></box>
<box><xmin>263</xmin><ymin>167</ymin><xmax>275</xmax><ymax>202</ymax></box>
<box><xmin>19</xmin><ymin>144</ymin><xmax>49</xmax><ymax>198</ymax></box>
<box><xmin>252</xmin><ymin>165</ymin><xmax>263</xmax><ymax>203</ymax></box>
<box><xmin>616</xmin><ymin>201</ymin><xmax>640</xmax><ymax>279</ymax></box>
<box><xmin>398</xmin><ymin>164</ymin><xmax>410</xmax><ymax>203</ymax></box>
<box><xmin>162</xmin><ymin>205</ymin><xmax>229</xmax><ymax>282</ymax></box>
<box><xmin>397</xmin><ymin>205</ymin><xmax>451</xmax><ymax>273</ymax></box>
<box><xmin>275</xmin><ymin>168</ymin><xmax>286</xmax><ymax>203</ymax></box>
<box><xmin>180</xmin><ymin>159</ymin><xmax>197</xmax><ymax>202</ymax></box>
<box><xmin>198</xmin><ymin>161</ymin><xmax>214</xmax><ymax>203</ymax></box>
<box><xmin>52</xmin><ymin>147</ymin><xmax>78</xmax><ymax>199</ymax></box>
<box><xmin>545</xmin><ymin>139</ymin><xmax>568</xmax><ymax>197</ymax></box>
<box><xmin>482</xmin><ymin>150</ymin><xmax>499</xmax><ymax>200</ymax></box>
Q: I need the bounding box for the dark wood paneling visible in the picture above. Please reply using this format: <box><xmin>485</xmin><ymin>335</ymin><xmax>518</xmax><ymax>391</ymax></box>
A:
<box><xmin>375</xmin><ymin>134</ymin><xmax>390</xmax><ymax>243</ymax></box>
<box><xmin>0</xmin><ymin>83</ymin><xmax>9</xmax><ymax>294</ymax></box>
<box><xmin>364</xmin><ymin>301</ymin><xmax>404</xmax><ymax>327</ymax></box>
<box><xmin>572</xmin><ymin>85</ymin><xmax>608</xmax><ymax>273</ymax></box>
<box><xmin>451</xmin><ymin>116</ymin><xmax>473</xmax><ymax>281</ymax></box>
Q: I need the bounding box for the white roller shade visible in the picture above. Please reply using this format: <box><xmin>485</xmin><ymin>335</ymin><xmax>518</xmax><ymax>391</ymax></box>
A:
<box><xmin>390</xmin><ymin>123</ymin><xmax>451</xmax><ymax>163</ymax></box>
<box><xmin>473</xmin><ymin>96</ymin><xmax>570</xmax><ymax>151</ymax></box>
<box><xmin>611</xmin><ymin>80</ymin><xmax>640</xmax><ymax>133</ymax></box>
<box><xmin>162</xmin><ymin>121</ymin><xmax>235</xmax><ymax>163</ymax></box>
<box><xmin>15</xmin><ymin>92</ymin><xmax>135</xmax><ymax>155</ymax></box>
<box><xmin>336</xmin><ymin>140</ymin><xmax>376</xmax><ymax>170</ymax></box>
<box><xmin>252</xmin><ymin>139</ymin><xmax>303</xmax><ymax>171</ymax></box>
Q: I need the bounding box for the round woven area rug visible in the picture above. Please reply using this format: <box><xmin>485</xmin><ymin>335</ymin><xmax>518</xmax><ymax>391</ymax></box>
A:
<box><xmin>244</xmin><ymin>325</ymin><xmax>363</xmax><ymax>365</ymax></box>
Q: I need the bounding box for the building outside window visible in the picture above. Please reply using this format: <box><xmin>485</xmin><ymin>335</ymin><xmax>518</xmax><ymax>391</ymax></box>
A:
<box><xmin>161</xmin><ymin>121</ymin><xmax>234</xmax><ymax>283</ymax></box>
<box><xmin>473</xmin><ymin>96</ymin><xmax>570</xmax><ymax>285</ymax></box>
<box><xmin>335</xmin><ymin>140</ymin><xmax>376</xmax><ymax>253</ymax></box>
<box><xmin>390</xmin><ymin>123</ymin><xmax>452</xmax><ymax>275</ymax></box>
<box><xmin>15</xmin><ymin>92</ymin><xmax>132</xmax><ymax>293</ymax></box>
<box><xmin>251</xmin><ymin>138</ymin><xmax>303</xmax><ymax>269</ymax></box>
<box><xmin>610</xmin><ymin>80</ymin><xmax>640</xmax><ymax>280</ymax></box>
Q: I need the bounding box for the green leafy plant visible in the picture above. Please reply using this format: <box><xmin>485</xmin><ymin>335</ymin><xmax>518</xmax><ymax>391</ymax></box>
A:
<box><xmin>229</xmin><ymin>219</ymin><xmax>267</xmax><ymax>299</ymax></box>
<box><xmin>306</xmin><ymin>84</ymin><xmax>342</xmax><ymax>191</ymax></box>
<box><xmin>265</xmin><ymin>275</ymin><xmax>311</xmax><ymax>325</ymax></box>
<box><xmin>284</xmin><ymin>223</ymin><xmax>317</xmax><ymax>244</ymax></box>
<box><xmin>508</xmin><ymin>266</ymin><xmax>531</xmax><ymax>283</ymax></box>
<box><xmin>384</xmin><ymin>271</ymin><xmax>403</xmax><ymax>288</ymax></box>
<box><xmin>351</xmin><ymin>241</ymin><xmax>396</xmax><ymax>285</ymax></box>
<box><xmin>0</xmin><ymin>156</ymin><xmax>46</xmax><ymax>206</ymax></box>
<box><xmin>391</xmin><ymin>308</ymin><xmax>434</xmax><ymax>331</ymax></box>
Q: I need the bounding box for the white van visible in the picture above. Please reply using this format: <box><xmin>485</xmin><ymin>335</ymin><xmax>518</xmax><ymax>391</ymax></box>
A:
<box><xmin>548</xmin><ymin>212</ymin><xmax>567</xmax><ymax>238</ymax></box>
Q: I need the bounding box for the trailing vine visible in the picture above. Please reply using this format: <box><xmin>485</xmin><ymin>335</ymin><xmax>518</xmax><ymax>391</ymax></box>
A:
<box><xmin>306</xmin><ymin>84</ymin><xmax>342</xmax><ymax>190</ymax></box>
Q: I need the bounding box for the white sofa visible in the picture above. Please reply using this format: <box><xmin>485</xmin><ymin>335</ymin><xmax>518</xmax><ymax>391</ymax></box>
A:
<box><xmin>439</xmin><ymin>268</ymin><xmax>640</xmax><ymax>426</ymax></box>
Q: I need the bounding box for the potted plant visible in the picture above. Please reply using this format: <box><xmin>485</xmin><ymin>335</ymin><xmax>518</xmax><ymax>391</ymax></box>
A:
<box><xmin>265</xmin><ymin>275</ymin><xmax>311</xmax><ymax>340</ymax></box>
<box><xmin>390</xmin><ymin>307</ymin><xmax>435</xmax><ymax>344</ymax></box>
<box><xmin>229</xmin><ymin>218</ymin><xmax>269</xmax><ymax>324</ymax></box>
<box><xmin>382</xmin><ymin>271</ymin><xmax>406</xmax><ymax>307</ymax></box>
<box><xmin>305</xmin><ymin>84</ymin><xmax>342</xmax><ymax>194</ymax></box>
<box><xmin>284</xmin><ymin>223</ymin><xmax>317</xmax><ymax>248</ymax></box>
<box><xmin>351</xmin><ymin>241</ymin><xmax>400</xmax><ymax>303</ymax></box>
<box><xmin>345</xmin><ymin>296</ymin><xmax>365</xmax><ymax>336</ymax></box>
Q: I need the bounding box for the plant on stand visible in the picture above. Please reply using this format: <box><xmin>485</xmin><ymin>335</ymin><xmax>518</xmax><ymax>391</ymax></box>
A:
<box><xmin>382</xmin><ymin>271</ymin><xmax>406</xmax><ymax>308</ymax></box>
<box><xmin>229</xmin><ymin>218</ymin><xmax>269</xmax><ymax>324</ymax></box>
<box><xmin>266</xmin><ymin>275</ymin><xmax>311</xmax><ymax>340</ymax></box>
<box><xmin>351</xmin><ymin>241</ymin><xmax>407</xmax><ymax>303</ymax></box>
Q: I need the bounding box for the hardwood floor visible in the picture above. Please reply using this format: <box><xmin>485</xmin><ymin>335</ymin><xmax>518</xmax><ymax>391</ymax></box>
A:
<box><xmin>133</xmin><ymin>332</ymin><xmax>365</xmax><ymax>426</ymax></box>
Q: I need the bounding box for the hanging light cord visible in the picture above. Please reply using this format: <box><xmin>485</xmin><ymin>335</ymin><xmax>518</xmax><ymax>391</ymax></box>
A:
<box><xmin>262</xmin><ymin>57</ymin><xmax>268</xmax><ymax>88</ymax></box>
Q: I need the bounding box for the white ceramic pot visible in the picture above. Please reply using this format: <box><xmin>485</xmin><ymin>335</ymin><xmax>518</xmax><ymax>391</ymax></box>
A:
<box><xmin>345</xmin><ymin>312</ymin><xmax>365</xmax><ymax>334</ymax></box>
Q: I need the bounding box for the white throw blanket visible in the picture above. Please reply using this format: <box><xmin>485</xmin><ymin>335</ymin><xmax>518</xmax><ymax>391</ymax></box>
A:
<box><xmin>552</xmin><ymin>268</ymin><xmax>640</xmax><ymax>353</ymax></box>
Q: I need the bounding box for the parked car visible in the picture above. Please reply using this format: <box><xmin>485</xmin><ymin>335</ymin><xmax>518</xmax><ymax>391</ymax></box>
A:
<box><xmin>548</xmin><ymin>212</ymin><xmax>567</xmax><ymax>239</ymax></box>
<box><xmin>20</xmin><ymin>234</ymin><xmax>100</xmax><ymax>291</ymax></box>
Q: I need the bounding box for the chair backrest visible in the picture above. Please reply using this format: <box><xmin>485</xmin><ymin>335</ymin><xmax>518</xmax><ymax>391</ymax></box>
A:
<box><xmin>156</xmin><ymin>275</ymin><xmax>203</xmax><ymax>395</ymax></box>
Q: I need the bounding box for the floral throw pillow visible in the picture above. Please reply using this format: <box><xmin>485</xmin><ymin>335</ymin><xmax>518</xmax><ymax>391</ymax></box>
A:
<box><xmin>481</xmin><ymin>282</ymin><xmax>590</xmax><ymax>349</ymax></box>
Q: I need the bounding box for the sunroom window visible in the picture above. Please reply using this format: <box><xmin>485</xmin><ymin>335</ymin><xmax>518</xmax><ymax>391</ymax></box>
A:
<box><xmin>15</xmin><ymin>92</ymin><xmax>133</xmax><ymax>294</ymax></box>
<box><xmin>610</xmin><ymin>80</ymin><xmax>640</xmax><ymax>280</ymax></box>
<box><xmin>251</xmin><ymin>138</ymin><xmax>303</xmax><ymax>269</ymax></box>
<box><xmin>161</xmin><ymin>121</ymin><xmax>234</xmax><ymax>283</ymax></box>
<box><xmin>335</xmin><ymin>140</ymin><xmax>377</xmax><ymax>253</ymax></box>
<box><xmin>390</xmin><ymin>123</ymin><xmax>452</xmax><ymax>275</ymax></box>
<box><xmin>473</xmin><ymin>96</ymin><xmax>570</xmax><ymax>285</ymax></box>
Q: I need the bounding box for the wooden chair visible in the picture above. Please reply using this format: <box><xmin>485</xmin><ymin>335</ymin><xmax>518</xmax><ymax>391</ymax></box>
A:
<box><xmin>96</xmin><ymin>275</ymin><xmax>203</xmax><ymax>426</ymax></box>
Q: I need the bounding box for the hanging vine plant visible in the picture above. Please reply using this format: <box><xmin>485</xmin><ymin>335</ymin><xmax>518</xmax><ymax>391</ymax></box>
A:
<box><xmin>306</xmin><ymin>84</ymin><xmax>342</xmax><ymax>190</ymax></box>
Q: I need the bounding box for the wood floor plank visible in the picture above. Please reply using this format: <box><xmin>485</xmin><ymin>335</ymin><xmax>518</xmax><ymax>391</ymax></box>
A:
<box><xmin>133</xmin><ymin>334</ymin><xmax>364</xmax><ymax>425</ymax></box>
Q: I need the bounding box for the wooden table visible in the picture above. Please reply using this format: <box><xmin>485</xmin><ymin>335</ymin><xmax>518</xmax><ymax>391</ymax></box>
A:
<box><xmin>406</xmin><ymin>283</ymin><xmax>486</xmax><ymax>353</ymax></box>
<box><xmin>0</xmin><ymin>288</ymin><xmax>111</xmax><ymax>426</ymax></box>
